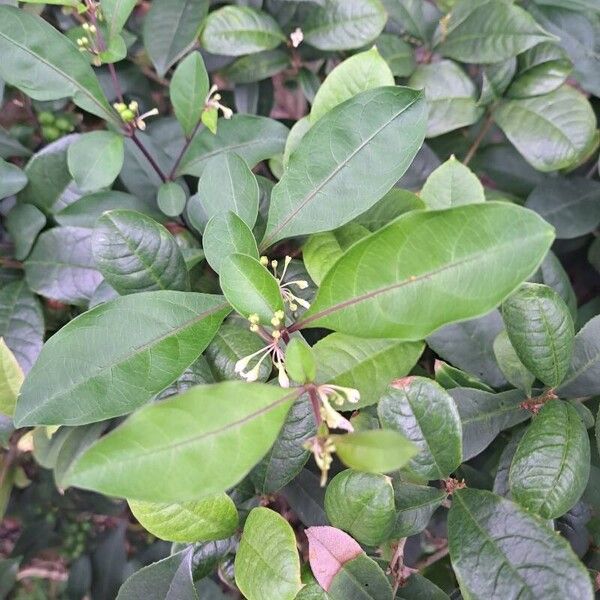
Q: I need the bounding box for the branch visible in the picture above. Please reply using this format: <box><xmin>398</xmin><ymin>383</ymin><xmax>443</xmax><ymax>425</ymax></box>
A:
<box><xmin>130</xmin><ymin>130</ymin><xmax>168</xmax><ymax>182</ymax></box>
<box><xmin>463</xmin><ymin>110</ymin><xmax>495</xmax><ymax>166</ymax></box>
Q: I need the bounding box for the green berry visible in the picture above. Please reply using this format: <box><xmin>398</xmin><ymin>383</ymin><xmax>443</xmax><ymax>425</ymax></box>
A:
<box><xmin>54</xmin><ymin>117</ymin><xmax>73</xmax><ymax>132</ymax></box>
<box><xmin>120</xmin><ymin>108</ymin><xmax>135</xmax><ymax>123</ymax></box>
<box><xmin>42</xmin><ymin>125</ymin><xmax>61</xmax><ymax>141</ymax></box>
<box><xmin>38</xmin><ymin>111</ymin><xmax>55</xmax><ymax>125</ymax></box>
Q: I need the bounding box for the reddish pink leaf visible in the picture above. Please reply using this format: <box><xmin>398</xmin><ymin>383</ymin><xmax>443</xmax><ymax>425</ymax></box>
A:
<box><xmin>305</xmin><ymin>526</ymin><xmax>362</xmax><ymax>591</ymax></box>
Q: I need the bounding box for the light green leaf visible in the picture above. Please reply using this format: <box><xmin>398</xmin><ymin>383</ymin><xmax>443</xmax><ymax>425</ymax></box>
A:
<box><xmin>298</xmin><ymin>203</ymin><xmax>554</xmax><ymax>339</ymax></box>
<box><xmin>262</xmin><ymin>87</ymin><xmax>426</xmax><ymax>247</ymax></box>
<box><xmin>223</xmin><ymin>49</ymin><xmax>289</xmax><ymax>84</ymax></box>
<box><xmin>332</xmin><ymin>429</ymin><xmax>417</xmax><ymax>473</ymax></box>
<box><xmin>0</xmin><ymin>338</ymin><xmax>23</xmax><ymax>416</ymax></box>
<box><xmin>143</xmin><ymin>0</ymin><xmax>209</xmax><ymax>77</ymax></box>
<box><xmin>494</xmin><ymin>85</ymin><xmax>597</xmax><ymax>172</ymax></box>
<box><xmin>352</xmin><ymin>188</ymin><xmax>424</xmax><ymax>232</ymax></box>
<box><xmin>314</xmin><ymin>333</ymin><xmax>424</xmax><ymax>409</ymax></box>
<box><xmin>509</xmin><ymin>400</ymin><xmax>589</xmax><ymax>519</ymax></box>
<box><xmin>434</xmin><ymin>0</ymin><xmax>555</xmax><ymax>63</ymax></box>
<box><xmin>392</xmin><ymin>480</ymin><xmax>446</xmax><ymax>538</ymax></box>
<box><xmin>378</xmin><ymin>377</ymin><xmax>462</xmax><ymax>480</ymax></box>
<box><xmin>420</xmin><ymin>155</ymin><xmax>484</xmax><ymax>209</ymax></box>
<box><xmin>408</xmin><ymin>60</ymin><xmax>483</xmax><ymax>137</ymax></box>
<box><xmin>325</xmin><ymin>470</ymin><xmax>395</xmax><ymax>546</ymax></box>
<box><xmin>66</xmin><ymin>382</ymin><xmax>298</xmax><ymax>501</ymax></box>
<box><xmin>0</xmin><ymin>158</ymin><xmax>27</xmax><ymax>199</ymax></box>
<box><xmin>219</xmin><ymin>253</ymin><xmax>283</xmax><ymax>322</ymax></box>
<box><xmin>448</xmin><ymin>488</ymin><xmax>593</xmax><ymax>600</ymax></box>
<box><xmin>101</xmin><ymin>0</ymin><xmax>137</xmax><ymax>40</ymax></box>
<box><xmin>15</xmin><ymin>291</ymin><xmax>229</xmax><ymax>426</ymax></box>
<box><xmin>157</xmin><ymin>182</ymin><xmax>186</xmax><ymax>218</ymax></box>
<box><xmin>188</xmin><ymin>152</ymin><xmax>259</xmax><ymax>233</ymax></box>
<box><xmin>203</xmin><ymin>212</ymin><xmax>258</xmax><ymax>275</ymax></box>
<box><xmin>235</xmin><ymin>507</ymin><xmax>301</xmax><ymax>600</ymax></box>
<box><xmin>285</xmin><ymin>338</ymin><xmax>316</xmax><ymax>384</ymax></box>
<box><xmin>67</xmin><ymin>131</ymin><xmax>124</xmax><ymax>193</ymax></box>
<box><xmin>5</xmin><ymin>203</ymin><xmax>45</xmax><ymax>261</ymax></box>
<box><xmin>129</xmin><ymin>495</ymin><xmax>238</xmax><ymax>542</ymax></box>
<box><xmin>201</xmin><ymin>6</ymin><xmax>285</xmax><ymax>56</ymax></box>
<box><xmin>303</xmin><ymin>0</ymin><xmax>387</xmax><ymax>51</ymax></box>
<box><xmin>310</xmin><ymin>47</ymin><xmax>394</xmax><ymax>123</ymax></box>
<box><xmin>435</xmin><ymin>360</ymin><xmax>494</xmax><ymax>392</ymax></box>
<box><xmin>493</xmin><ymin>331</ymin><xmax>535</xmax><ymax>395</ymax></box>
<box><xmin>502</xmin><ymin>283</ymin><xmax>574</xmax><ymax>388</ymax></box>
<box><xmin>92</xmin><ymin>209</ymin><xmax>189</xmax><ymax>294</ymax></box>
<box><xmin>0</xmin><ymin>6</ymin><xmax>119</xmax><ymax>126</ymax></box>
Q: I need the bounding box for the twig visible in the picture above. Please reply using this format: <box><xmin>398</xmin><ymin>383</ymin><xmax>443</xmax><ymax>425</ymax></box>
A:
<box><xmin>415</xmin><ymin>543</ymin><xmax>449</xmax><ymax>570</ymax></box>
<box><xmin>17</xmin><ymin>567</ymin><xmax>68</xmax><ymax>582</ymax></box>
<box><xmin>586</xmin><ymin>161</ymin><xmax>598</xmax><ymax>179</ymax></box>
<box><xmin>168</xmin><ymin>120</ymin><xmax>202</xmax><ymax>179</ymax></box>
<box><xmin>463</xmin><ymin>110</ymin><xmax>495</xmax><ymax>166</ymax></box>
<box><xmin>130</xmin><ymin>130</ymin><xmax>168</xmax><ymax>182</ymax></box>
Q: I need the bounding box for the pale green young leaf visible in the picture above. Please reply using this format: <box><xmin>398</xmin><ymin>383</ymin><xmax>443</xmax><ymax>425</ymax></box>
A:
<box><xmin>285</xmin><ymin>338</ymin><xmax>316</xmax><ymax>384</ymax></box>
<box><xmin>0</xmin><ymin>338</ymin><xmax>23</xmax><ymax>417</ymax></box>
<box><xmin>157</xmin><ymin>182</ymin><xmax>187</xmax><ymax>218</ymax></box>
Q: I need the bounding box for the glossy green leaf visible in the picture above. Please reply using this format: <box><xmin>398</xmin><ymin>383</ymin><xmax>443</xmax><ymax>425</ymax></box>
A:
<box><xmin>25</xmin><ymin>226</ymin><xmax>102</xmax><ymax>306</ymax></box>
<box><xmin>408</xmin><ymin>60</ymin><xmax>483</xmax><ymax>137</ymax></box>
<box><xmin>435</xmin><ymin>360</ymin><xmax>494</xmax><ymax>392</ymax></box>
<box><xmin>101</xmin><ymin>0</ymin><xmax>137</xmax><ymax>41</ymax></box>
<box><xmin>420</xmin><ymin>155</ymin><xmax>484</xmax><ymax>209</ymax></box>
<box><xmin>375</xmin><ymin>33</ymin><xmax>416</xmax><ymax>77</ymax></box>
<box><xmin>378</xmin><ymin>377</ymin><xmax>462</xmax><ymax>480</ymax></box>
<box><xmin>285</xmin><ymin>338</ymin><xmax>316</xmax><ymax>385</ymax></box>
<box><xmin>219</xmin><ymin>253</ymin><xmax>283</xmax><ymax>322</ymax></box>
<box><xmin>310</xmin><ymin>47</ymin><xmax>394</xmax><ymax>123</ymax></box>
<box><xmin>177</xmin><ymin>115</ymin><xmax>288</xmax><ymax>177</ymax></box>
<box><xmin>143</xmin><ymin>0</ymin><xmax>209</xmax><ymax>77</ymax></box>
<box><xmin>157</xmin><ymin>182</ymin><xmax>186</xmax><ymax>218</ymax></box>
<box><xmin>129</xmin><ymin>495</ymin><xmax>238</xmax><ymax>542</ymax></box>
<box><xmin>0</xmin><ymin>6</ymin><xmax>119</xmax><ymax>126</ymax></box>
<box><xmin>298</xmin><ymin>203</ymin><xmax>554</xmax><ymax>339</ymax></box>
<box><xmin>493</xmin><ymin>331</ymin><xmax>535</xmax><ymax>395</ymax></box>
<box><xmin>15</xmin><ymin>291</ymin><xmax>229</xmax><ymax>426</ymax></box>
<box><xmin>67</xmin><ymin>382</ymin><xmax>298</xmax><ymax>500</ymax></box>
<box><xmin>5</xmin><ymin>203</ymin><xmax>46</xmax><ymax>261</ymax></box>
<box><xmin>392</xmin><ymin>479</ymin><xmax>446</xmax><ymax>538</ymax></box>
<box><xmin>314</xmin><ymin>333</ymin><xmax>424</xmax><ymax>409</ymax></box>
<box><xmin>201</xmin><ymin>6</ymin><xmax>285</xmax><ymax>56</ymax></box>
<box><xmin>479</xmin><ymin>58</ymin><xmax>517</xmax><ymax>104</ymax></box>
<box><xmin>324</xmin><ymin>470</ymin><xmax>395</xmax><ymax>545</ymax></box>
<box><xmin>502</xmin><ymin>283</ymin><xmax>574</xmax><ymax>387</ymax></box>
<box><xmin>188</xmin><ymin>152</ymin><xmax>259</xmax><ymax>233</ymax></box>
<box><xmin>234</xmin><ymin>507</ymin><xmax>302</xmax><ymax>600</ymax></box>
<box><xmin>0</xmin><ymin>158</ymin><xmax>27</xmax><ymax>199</ymax></box>
<box><xmin>262</xmin><ymin>87</ymin><xmax>426</xmax><ymax>246</ymax></box>
<box><xmin>224</xmin><ymin>49</ymin><xmax>289</xmax><ymax>84</ymax></box>
<box><xmin>494</xmin><ymin>85</ymin><xmax>597</xmax><ymax>172</ymax></box>
<box><xmin>509</xmin><ymin>400</ymin><xmax>589</xmax><ymax>519</ymax></box>
<box><xmin>558</xmin><ymin>314</ymin><xmax>600</xmax><ymax>397</ymax></box>
<box><xmin>170</xmin><ymin>52</ymin><xmax>209</xmax><ymax>138</ymax></box>
<box><xmin>303</xmin><ymin>0</ymin><xmax>387</xmax><ymax>51</ymax></box>
<box><xmin>448</xmin><ymin>488</ymin><xmax>593</xmax><ymax>600</ymax></box>
<box><xmin>533</xmin><ymin>251</ymin><xmax>577</xmax><ymax>319</ymax></box>
<box><xmin>92</xmin><ymin>210</ymin><xmax>189</xmax><ymax>294</ymax></box>
<box><xmin>433</xmin><ymin>0</ymin><xmax>555</xmax><ymax>63</ymax></box>
<box><xmin>328</xmin><ymin>554</ymin><xmax>392</xmax><ymax>600</ymax></box>
<box><xmin>332</xmin><ymin>429</ymin><xmax>417</xmax><ymax>473</ymax></box>
<box><xmin>0</xmin><ymin>338</ymin><xmax>23</xmax><ymax>416</ymax></box>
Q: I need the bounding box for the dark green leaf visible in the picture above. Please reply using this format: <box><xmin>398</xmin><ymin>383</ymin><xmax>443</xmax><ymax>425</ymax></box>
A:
<box><xmin>392</xmin><ymin>479</ymin><xmax>446</xmax><ymax>538</ymax></box>
<box><xmin>493</xmin><ymin>331</ymin><xmax>535</xmax><ymax>395</ymax></box>
<box><xmin>5</xmin><ymin>203</ymin><xmax>45</xmax><ymax>261</ymax></box>
<box><xmin>328</xmin><ymin>554</ymin><xmax>392</xmax><ymax>600</ymax></box>
<box><xmin>157</xmin><ymin>182</ymin><xmax>187</xmax><ymax>218</ymax></box>
<box><xmin>0</xmin><ymin>157</ymin><xmax>27</xmax><ymax>199</ymax></box>
<box><xmin>374</xmin><ymin>33</ymin><xmax>416</xmax><ymax>77</ymax></box>
<box><xmin>224</xmin><ymin>50</ymin><xmax>289</xmax><ymax>84</ymax></box>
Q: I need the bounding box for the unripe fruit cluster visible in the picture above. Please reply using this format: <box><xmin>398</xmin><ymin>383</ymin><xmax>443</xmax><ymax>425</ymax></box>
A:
<box><xmin>37</xmin><ymin>111</ymin><xmax>75</xmax><ymax>141</ymax></box>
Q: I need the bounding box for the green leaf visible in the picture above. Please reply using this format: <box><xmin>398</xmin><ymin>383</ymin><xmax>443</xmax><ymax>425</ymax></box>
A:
<box><xmin>352</xmin><ymin>188</ymin><xmax>424</xmax><ymax>232</ymax></box>
<box><xmin>0</xmin><ymin>158</ymin><xmax>27</xmax><ymax>199</ymax></box>
<box><xmin>533</xmin><ymin>251</ymin><xmax>577</xmax><ymax>319</ymax></box>
<box><xmin>170</xmin><ymin>52</ymin><xmax>209</xmax><ymax>138</ymax></box>
<box><xmin>434</xmin><ymin>360</ymin><xmax>493</xmax><ymax>392</ymax></box>
<box><xmin>203</xmin><ymin>212</ymin><xmax>258</xmax><ymax>275</ymax></box>
<box><xmin>310</xmin><ymin>47</ymin><xmax>394</xmax><ymax>123</ymax></box>
<box><xmin>525</xmin><ymin>178</ymin><xmax>600</xmax><ymax>239</ymax></box>
<box><xmin>116</xmin><ymin>548</ymin><xmax>198</xmax><ymax>600</ymax></box>
<box><xmin>494</xmin><ymin>85</ymin><xmax>597</xmax><ymax>172</ymax></box>
<box><xmin>92</xmin><ymin>210</ymin><xmax>189</xmax><ymax>294</ymax></box>
<box><xmin>0</xmin><ymin>338</ymin><xmax>23</xmax><ymax>416</ymax></box>
<box><xmin>420</xmin><ymin>155</ymin><xmax>484</xmax><ymax>209</ymax></box>
<box><xmin>507</xmin><ymin>42</ymin><xmax>572</xmax><ymax>98</ymax></box>
<box><xmin>5</xmin><ymin>203</ymin><xmax>46</xmax><ymax>261</ymax></box>
<box><xmin>559</xmin><ymin>314</ymin><xmax>600</xmax><ymax>398</ymax></box>
<box><xmin>479</xmin><ymin>58</ymin><xmax>517</xmax><ymax>104</ymax></box>
<box><xmin>285</xmin><ymin>338</ymin><xmax>316</xmax><ymax>384</ymax></box>
<box><xmin>157</xmin><ymin>182</ymin><xmax>187</xmax><ymax>218</ymax></box>
<box><xmin>433</xmin><ymin>0</ymin><xmax>555</xmax><ymax>63</ymax></box>
<box><xmin>201</xmin><ymin>6</ymin><xmax>285</xmax><ymax>56</ymax></box>
<box><xmin>67</xmin><ymin>131</ymin><xmax>124</xmax><ymax>193</ymax></box>
<box><xmin>128</xmin><ymin>495</ymin><xmax>238</xmax><ymax>542</ymax></box>
<box><xmin>408</xmin><ymin>60</ymin><xmax>483</xmax><ymax>137</ymax></box>
<box><xmin>262</xmin><ymin>87</ymin><xmax>426</xmax><ymax>247</ymax></box>
<box><xmin>188</xmin><ymin>152</ymin><xmax>259</xmax><ymax>233</ymax></box>
<box><xmin>25</xmin><ymin>226</ymin><xmax>103</xmax><ymax>306</ymax></box>
<box><xmin>392</xmin><ymin>479</ymin><xmax>446</xmax><ymax>538</ymax></box>
<box><xmin>448</xmin><ymin>488</ymin><xmax>593</xmax><ymax>600</ymax></box>
<box><xmin>378</xmin><ymin>377</ymin><xmax>462</xmax><ymax>480</ymax></box>
<box><xmin>67</xmin><ymin>382</ymin><xmax>298</xmax><ymax>500</ymax></box>
<box><xmin>332</xmin><ymin>429</ymin><xmax>417</xmax><ymax>473</ymax></box>
<box><xmin>223</xmin><ymin>49</ymin><xmax>289</xmax><ymax>84</ymax></box>
<box><xmin>374</xmin><ymin>33</ymin><xmax>416</xmax><ymax>77</ymax></box>
<box><xmin>324</xmin><ymin>470</ymin><xmax>395</xmax><ymax>546</ymax></box>
<box><xmin>219</xmin><ymin>253</ymin><xmax>283</xmax><ymax>322</ymax></box>
<box><xmin>177</xmin><ymin>115</ymin><xmax>288</xmax><ymax>177</ymax></box>
<box><xmin>101</xmin><ymin>0</ymin><xmax>137</xmax><ymax>41</ymax></box>
<box><xmin>303</xmin><ymin>0</ymin><xmax>387</xmax><ymax>51</ymax></box>
<box><xmin>235</xmin><ymin>507</ymin><xmax>301</xmax><ymax>600</ymax></box>
<box><xmin>328</xmin><ymin>554</ymin><xmax>392</xmax><ymax>600</ymax></box>
<box><xmin>15</xmin><ymin>291</ymin><xmax>229</xmax><ymax>426</ymax></box>
<box><xmin>303</xmin><ymin>223</ymin><xmax>370</xmax><ymax>287</ymax></box>
<box><xmin>509</xmin><ymin>400</ymin><xmax>589</xmax><ymax>519</ymax></box>
<box><xmin>314</xmin><ymin>333</ymin><xmax>424</xmax><ymax>409</ymax></box>
<box><xmin>0</xmin><ymin>7</ymin><xmax>118</xmax><ymax>125</ymax></box>
<box><xmin>143</xmin><ymin>0</ymin><xmax>209</xmax><ymax>77</ymax></box>
<box><xmin>0</xmin><ymin>280</ymin><xmax>44</xmax><ymax>374</ymax></box>
<box><xmin>493</xmin><ymin>331</ymin><xmax>535</xmax><ymax>395</ymax></box>
<box><xmin>502</xmin><ymin>283</ymin><xmax>574</xmax><ymax>388</ymax></box>
<box><xmin>298</xmin><ymin>203</ymin><xmax>554</xmax><ymax>339</ymax></box>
